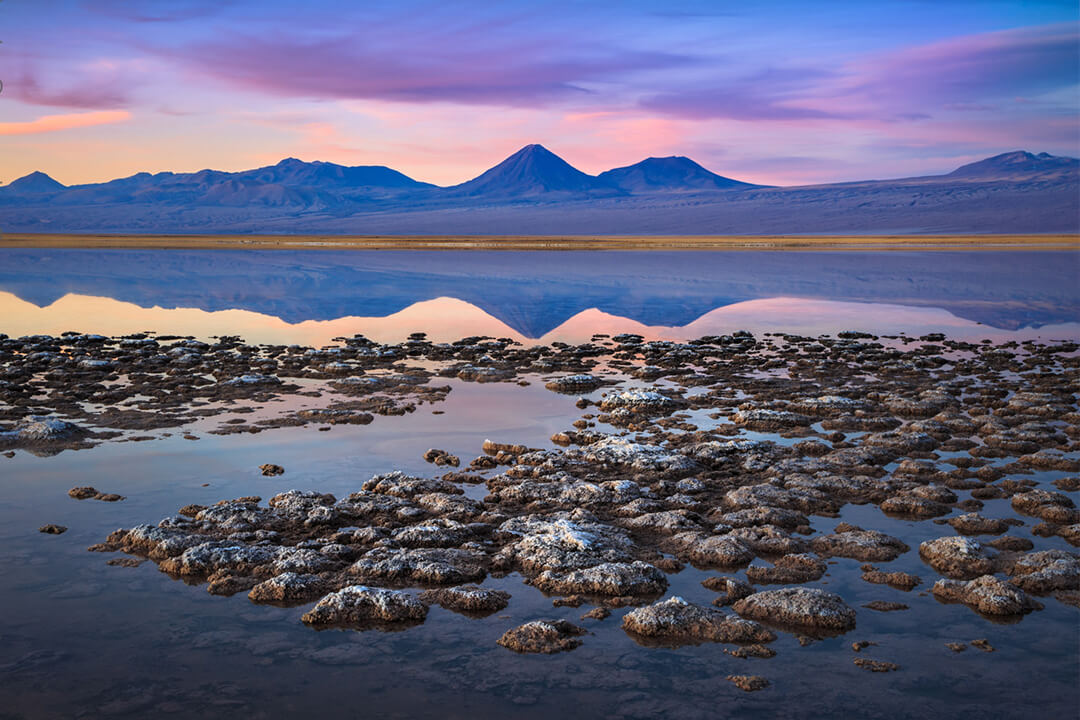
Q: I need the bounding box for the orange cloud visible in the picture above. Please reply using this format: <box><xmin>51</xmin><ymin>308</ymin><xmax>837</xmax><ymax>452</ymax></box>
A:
<box><xmin>0</xmin><ymin>110</ymin><xmax>131</xmax><ymax>136</ymax></box>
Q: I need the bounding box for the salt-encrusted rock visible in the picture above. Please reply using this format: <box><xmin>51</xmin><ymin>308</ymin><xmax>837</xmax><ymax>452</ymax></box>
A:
<box><xmin>223</xmin><ymin>373</ymin><xmax>281</xmax><ymax>386</ymax></box>
<box><xmin>545</xmin><ymin>374</ymin><xmax>604</xmax><ymax>393</ymax></box>
<box><xmin>860</xmin><ymin>565</ymin><xmax>921</xmax><ymax>591</ymax></box>
<box><xmin>622</xmin><ymin>596</ymin><xmax>776</xmax><ymax>645</ymax></box>
<box><xmin>109</xmin><ymin>523</ymin><xmax>204</xmax><ymax>560</ymax></box>
<box><xmin>674</xmin><ymin>532</ymin><xmax>755</xmax><ymax>568</ymax></box>
<box><xmin>853</xmin><ymin>658</ymin><xmax>900</xmax><ymax>672</ymax></box>
<box><xmin>733</xmin><ymin>587</ymin><xmax>857</xmax><ymax>634</ymax></box>
<box><xmin>349</xmin><ymin>547</ymin><xmax>486</xmax><ymax>585</ymax></box>
<box><xmin>789</xmin><ymin>395</ymin><xmax>869</xmax><ymax>414</ymax></box>
<box><xmin>497</xmin><ymin>619</ymin><xmax>586</xmax><ymax>654</ymax></box>
<box><xmin>931</xmin><ymin>575</ymin><xmax>1043</xmax><ymax>615</ymax></box>
<box><xmin>810</xmin><ymin>525</ymin><xmax>909</xmax><ymax>561</ymax></box>
<box><xmin>248</xmin><ymin>572</ymin><xmax>327</xmax><ymax>605</ymax></box>
<box><xmin>702</xmin><ymin>576</ymin><xmax>754</xmax><ymax>606</ymax></box>
<box><xmin>880</xmin><ymin>493</ymin><xmax>951</xmax><ymax>518</ymax></box>
<box><xmin>745</xmin><ymin>554</ymin><xmax>827</xmax><ymax>584</ymax></box>
<box><xmin>727</xmin><ymin>675</ymin><xmax>770</xmax><ymax>692</ymax></box>
<box><xmin>600</xmin><ymin>388</ymin><xmax>683</xmax><ymax>413</ymax></box>
<box><xmin>158</xmin><ymin>541</ymin><xmax>277</xmax><ymax>577</ymax></box>
<box><xmin>918</xmin><ymin>536</ymin><xmax>997</xmax><ymax>579</ymax></box>
<box><xmin>1006</xmin><ymin>550</ymin><xmax>1080</xmax><ymax>594</ymax></box>
<box><xmin>163</xmin><ymin>540</ymin><xmax>313</xmax><ymax>578</ymax></box>
<box><xmin>206</xmin><ymin>571</ymin><xmax>259</xmax><ymax>596</ymax></box>
<box><xmin>725</xmin><ymin>643</ymin><xmax>776</xmax><ymax>659</ymax></box>
<box><xmin>531</xmin><ymin>561</ymin><xmax>667</xmax><ymax>597</ymax></box>
<box><xmin>390</xmin><ymin>518</ymin><xmax>475</xmax><ymax>548</ymax></box>
<box><xmin>1053</xmin><ymin>477</ymin><xmax>1080</xmax><ymax>492</ymax></box>
<box><xmin>39</xmin><ymin>524</ymin><xmax>67</xmax><ymax>534</ymax></box>
<box><xmin>266</xmin><ymin>489</ymin><xmax>336</xmax><ymax>519</ymax></box>
<box><xmin>1018</xmin><ymin>450</ymin><xmax>1080</xmax><ymax>472</ymax></box>
<box><xmin>581</xmin><ymin>607</ymin><xmax>610</xmax><ymax>620</ymax></box>
<box><xmin>683</xmin><ymin>439</ymin><xmax>776</xmax><ymax>469</ymax></box>
<box><xmin>980</xmin><ymin>535</ymin><xmax>1031</xmax><ymax>554</ymax></box>
<box><xmin>490</xmin><ymin>477</ymin><xmax>642</xmax><ymax>508</ymax></box>
<box><xmin>1011</xmin><ymin>490</ymin><xmax>1079</xmax><ymax>524</ymax></box>
<box><xmin>422</xmin><ymin>448</ymin><xmax>460</xmax><ymax>467</ymax></box>
<box><xmin>14</xmin><ymin>416</ymin><xmax>82</xmax><ymax>441</ymax></box>
<box><xmin>784</xmin><ymin>473</ymin><xmax>890</xmax><ymax>505</ymax></box>
<box><xmin>862</xmin><ymin>430</ymin><xmax>939</xmax><ymax>454</ymax></box>
<box><xmin>885</xmin><ymin>392</ymin><xmax>950</xmax><ymax>417</ymax></box>
<box><xmin>732</xmin><ymin>408</ymin><xmax>813</xmax><ymax>430</ymax></box>
<box><xmin>481</xmin><ymin>439</ymin><xmax>529</xmax><ymax>456</ymax></box>
<box><xmin>419</xmin><ymin>585</ymin><xmax>510</xmax><ymax>614</ymax></box>
<box><xmin>361</xmin><ymin>471</ymin><xmax>463</xmax><ymax>498</ymax></box>
<box><xmin>863</xmin><ymin>600</ymin><xmax>908</xmax><ymax>612</ymax></box>
<box><xmin>415</xmin><ymin>493</ymin><xmax>484</xmax><ymax>520</ymax></box>
<box><xmin>577</xmin><ymin>436</ymin><xmax>698</xmax><ymax>474</ymax></box>
<box><xmin>725</xmin><ymin>484</ymin><xmax>837</xmax><ymax>515</ymax></box>
<box><xmin>728</xmin><ymin>525</ymin><xmax>808</xmax><ymax>556</ymax></box>
<box><xmin>946</xmin><ymin>513</ymin><xmax>1010</xmax><ymax>536</ymax></box>
<box><xmin>259</xmin><ymin>464</ymin><xmax>284</xmax><ymax>477</ymax></box>
<box><xmin>622</xmin><ymin>510</ymin><xmax>703</xmax><ymax>535</ymax></box>
<box><xmin>716</xmin><ymin>507</ymin><xmax>808</xmax><ymax>531</ymax></box>
<box><xmin>493</xmin><ymin>514</ymin><xmax>633</xmax><ymax>575</ymax></box>
<box><xmin>301</xmin><ymin>586</ymin><xmax>427</xmax><ymax>627</ymax></box>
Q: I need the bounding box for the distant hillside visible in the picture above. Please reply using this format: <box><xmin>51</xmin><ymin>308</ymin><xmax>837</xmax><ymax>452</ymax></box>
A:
<box><xmin>5</xmin><ymin>171</ymin><xmax>65</xmax><ymax>195</ymax></box>
<box><xmin>0</xmin><ymin>146</ymin><xmax>1076</xmax><ymax>234</ymax></box>
<box><xmin>946</xmin><ymin>151</ymin><xmax>1080</xmax><ymax>181</ymax></box>
<box><xmin>445</xmin><ymin>144</ymin><xmax>620</xmax><ymax>198</ymax></box>
<box><xmin>598</xmin><ymin>156</ymin><xmax>760</xmax><ymax>192</ymax></box>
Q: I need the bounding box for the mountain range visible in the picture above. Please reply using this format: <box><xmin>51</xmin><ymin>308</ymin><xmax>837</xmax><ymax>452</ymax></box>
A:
<box><xmin>0</xmin><ymin>145</ymin><xmax>1076</xmax><ymax>234</ymax></box>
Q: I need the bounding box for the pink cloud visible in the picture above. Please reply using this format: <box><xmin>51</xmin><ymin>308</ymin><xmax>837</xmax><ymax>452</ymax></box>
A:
<box><xmin>0</xmin><ymin>110</ymin><xmax>131</xmax><ymax>136</ymax></box>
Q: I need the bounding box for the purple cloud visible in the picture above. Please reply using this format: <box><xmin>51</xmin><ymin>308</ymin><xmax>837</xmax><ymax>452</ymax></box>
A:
<box><xmin>167</xmin><ymin>31</ymin><xmax>693</xmax><ymax>106</ymax></box>
<box><xmin>641</xmin><ymin>24</ymin><xmax>1078</xmax><ymax>122</ymax></box>
<box><xmin>851</xmin><ymin>23</ymin><xmax>1079</xmax><ymax>108</ymax></box>
<box><xmin>8</xmin><ymin>69</ymin><xmax>132</xmax><ymax>110</ymax></box>
<box><xmin>640</xmin><ymin>67</ymin><xmax>846</xmax><ymax>121</ymax></box>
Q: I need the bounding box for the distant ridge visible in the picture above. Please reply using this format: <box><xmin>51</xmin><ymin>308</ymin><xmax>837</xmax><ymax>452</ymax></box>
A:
<box><xmin>0</xmin><ymin>146</ymin><xmax>1076</xmax><ymax>234</ymax></box>
<box><xmin>234</xmin><ymin>158</ymin><xmax>433</xmax><ymax>190</ymax></box>
<box><xmin>446</xmin><ymin>144</ymin><xmax>617</xmax><ymax>198</ymax></box>
<box><xmin>947</xmin><ymin>151</ymin><xmax>1080</xmax><ymax>181</ymax></box>
<box><xmin>4</xmin><ymin>171</ymin><xmax>65</xmax><ymax>194</ymax></box>
<box><xmin>598</xmin><ymin>156</ymin><xmax>760</xmax><ymax>192</ymax></box>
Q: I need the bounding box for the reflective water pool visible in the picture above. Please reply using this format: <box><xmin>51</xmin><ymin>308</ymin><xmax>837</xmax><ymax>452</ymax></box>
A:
<box><xmin>1</xmin><ymin>248</ymin><xmax>1077</xmax><ymax>719</ymax></box>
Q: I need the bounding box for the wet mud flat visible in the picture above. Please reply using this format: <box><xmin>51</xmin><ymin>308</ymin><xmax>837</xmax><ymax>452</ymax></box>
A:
<box><xmin>3</xmin><ymin>327</ymin><xmax>1079</xmax><ymax>718</ymax></box>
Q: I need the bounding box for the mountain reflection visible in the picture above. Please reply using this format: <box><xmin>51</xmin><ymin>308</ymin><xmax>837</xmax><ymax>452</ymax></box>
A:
<box><xmin>2</xmin><ymin>292</ymin><xmax>1076</xmax><ymax>346</ymax></box>
<box><xmin>0</xmin><ymin>249</ymin><xmax>1077</xmax><ymax>337</ymax></box>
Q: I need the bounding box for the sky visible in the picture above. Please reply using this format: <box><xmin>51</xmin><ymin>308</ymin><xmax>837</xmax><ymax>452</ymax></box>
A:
<box><xmin>1</xmin><ymin>0</ymin><xmax>1078</xmax><ymax>187</ymax></box>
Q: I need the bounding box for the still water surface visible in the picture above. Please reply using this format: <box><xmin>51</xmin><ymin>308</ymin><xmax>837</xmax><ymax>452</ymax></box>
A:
<box><xmin>0</xmin><ymin>249</ymin><xmax>1077</xmax><ymax>719</ymax></box>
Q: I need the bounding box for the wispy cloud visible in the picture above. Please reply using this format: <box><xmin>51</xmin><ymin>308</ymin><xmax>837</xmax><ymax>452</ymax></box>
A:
<box><xmin>640</xmin><ymin>23</ymin><xmax>1079</xmax><ymax>122</ymax></box>
<box><xmin>641</xmin><ymin>68</ymin><xmax>844</xmax><ymax>121</ymax></box>
<box><xmin>168</xmin><ymin>30</ymin><xmax>692</xmax><ymax>107</ymax></box>
<box><xmin>10</xmin><ymin>71</ymin><xmax>133</xmax><ymax>110</ymax></box>
<box><xmin>0</xmin><ymin>110</ymin><xmax>131</xmax><ymax>136</ymax></box>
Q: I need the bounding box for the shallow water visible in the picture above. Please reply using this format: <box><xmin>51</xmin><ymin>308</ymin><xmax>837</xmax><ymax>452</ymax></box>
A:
<box><xmin>1</xmin><ymin>249</ymin><xmax>1078</xmax><ymax>719</ymax></box>
<box><xmin>1</xmin><ymin>249</ymin><xmax>1078</xmax><ymax>343</ymax></box>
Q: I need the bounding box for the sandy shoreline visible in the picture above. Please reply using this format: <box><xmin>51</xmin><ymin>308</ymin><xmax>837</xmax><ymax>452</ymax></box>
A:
<box><xmin>1</xmin><ymin>233</ymin><xmax>1077</xmax><ymax>251</ymax></box>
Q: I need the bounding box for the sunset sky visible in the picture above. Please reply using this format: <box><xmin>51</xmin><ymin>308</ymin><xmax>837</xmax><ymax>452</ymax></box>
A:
<box><xmin>2</xmin><ymin>0</ymin><xmax>1077</xmax><ymax>187</ymax></box>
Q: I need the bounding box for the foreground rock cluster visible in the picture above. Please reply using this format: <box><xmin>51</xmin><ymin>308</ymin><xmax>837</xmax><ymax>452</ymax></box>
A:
<box><xmin>24</xmin><ymin>328</ymin><xmax>1077</xmax><ymax>679</ymax></box>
